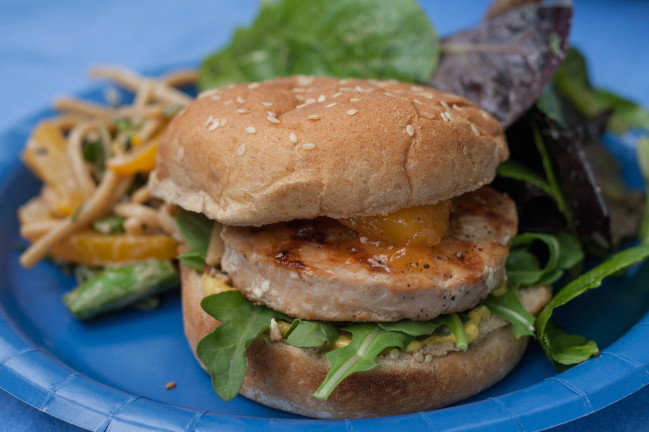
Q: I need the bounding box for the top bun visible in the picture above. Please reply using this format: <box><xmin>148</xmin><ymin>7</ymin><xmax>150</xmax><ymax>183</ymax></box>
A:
<box><xmin>149</xmin><ymin>76</ymin><xmax>507</xmax><ymax>226</ymax></box>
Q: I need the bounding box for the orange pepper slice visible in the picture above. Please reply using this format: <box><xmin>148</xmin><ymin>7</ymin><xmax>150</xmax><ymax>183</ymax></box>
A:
<box><xmin>50</xmin><ymin>231</ymin><xmax>178</xmax><ymax>266</ymax></box>
<box><xmin>107</xmin><ymin>137</ymin><xmax>159</xmax><ymax>176</ymax></box>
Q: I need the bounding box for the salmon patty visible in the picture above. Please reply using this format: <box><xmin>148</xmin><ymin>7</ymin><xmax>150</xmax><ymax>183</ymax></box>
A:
<box><xmin>220</xmin><ymin>187</ymin><xmax>517</xmax><ymax>322</ymax></box>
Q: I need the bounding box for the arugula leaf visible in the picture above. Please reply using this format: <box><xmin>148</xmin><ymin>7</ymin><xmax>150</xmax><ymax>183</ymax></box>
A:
<box><xmin>639</xmin><ymin>137</ymin><xmax>649</xmax><ymax>244</ymax></box>
<box><xmin>285</xmin><ymin>319</ymin><xmax>338</xmax><ymax>349</ymax></box>
<box><xmin>199</xmin><ymin>0</ymin><xmax>439</xmax><ymax>90</ymax></box>
<box><xmin>497</xmin><ymin>159</ymin><xmax>553</xmax><ymax>197</ymax></box>
<box><xmin>484</xmin><ymin>285</ymin><xmax>535</xmax><ymax>338</ymax></box>
<box><xmin>531</xmin><ymin>121</ymin><xmax>572</xmax><ymax>224</ymax></box>
<box><xmin>377</xmin><ymin>317</ymin><xmax>445</xmax><ymax>337</ymax></box>
<box><xmin>536</xmin><ymin>244</ymin><xmax>649</xmax><ymax>366</ymax></box>
<box><xmin>312</xmin><ymin>324</ymin><xmax>411</xmax><ymax>400</ymax></box>
<box><xmin>444</xmin><ymin>314</ymin><xmax>468</xmax><ymax>351</ymax></box>
<box><xmin>553</xmin><ymin>47</ymin><xmax>649</xmax><ymax>134</ymax></box>
<box><xmin>176</xmin><ymin>209</ymin><xmax>214</xmax><ymax>270</ymax></box>
<box><xmin>197</xmin><ymin>291</ymin><xmax>285</xmax><ymax>401</ymax></box>
<box><xmin>544</xmin><ymin>322</ymin><xmax>598</xmax><ymax>370</ymax></box>
<box><xmin>507</xmin><ymin>232</ymin><xmax>583</xmax><ymax>286</ymax></box>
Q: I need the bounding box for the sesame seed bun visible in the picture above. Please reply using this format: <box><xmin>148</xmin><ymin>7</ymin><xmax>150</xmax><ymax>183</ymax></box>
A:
<box><xmin>181</xmin><ymin>265</ymin><xmax>551</xmax><ymax>419</ymax></box>
<box><xmin>149</xmin><ymin>76</ymin><xmax>507</xmax><ymax>226</ymax></box>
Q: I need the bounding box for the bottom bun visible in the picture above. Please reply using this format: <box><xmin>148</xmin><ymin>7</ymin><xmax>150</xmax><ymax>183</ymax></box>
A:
<box><xmin>181</xmin><ymin>265</ymin><xmax>550</xmax><ymax>419</ymax></box>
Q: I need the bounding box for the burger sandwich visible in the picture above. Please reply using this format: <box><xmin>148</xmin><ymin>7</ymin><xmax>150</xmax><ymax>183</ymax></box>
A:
<box><xmin>148</xmin><ymin>76</ymin><xmax>551</xmax><ymax>418</ymax></box>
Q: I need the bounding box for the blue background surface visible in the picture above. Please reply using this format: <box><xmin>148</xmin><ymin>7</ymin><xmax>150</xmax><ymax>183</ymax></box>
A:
<box><xmin>1</xmin><ymin>1</ymin><xmax>649</xmax><ymax>431</ymax></box>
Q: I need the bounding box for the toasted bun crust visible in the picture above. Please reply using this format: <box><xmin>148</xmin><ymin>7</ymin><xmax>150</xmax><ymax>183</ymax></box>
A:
<box><xmin>150</xmin><ymin>76</ymin><xmax>507</xmax><ymax>226</ymax></box>
<box><xmin>181</xmin><ymin>266</ymin><xmax>550</xmax><ymax>418</ymax></box>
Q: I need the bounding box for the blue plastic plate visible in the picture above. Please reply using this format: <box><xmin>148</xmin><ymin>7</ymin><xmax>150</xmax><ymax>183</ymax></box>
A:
<box><xmin>1</xmin><ymin>81</ymin><xmax>648</xmax><ymax>431</ymax></box>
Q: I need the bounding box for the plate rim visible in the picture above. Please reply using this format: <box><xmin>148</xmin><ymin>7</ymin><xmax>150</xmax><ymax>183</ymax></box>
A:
<box><xmin>1</xmin><ymin>77</ymin><xmax>649</xmax><ymax>432</ymax></box>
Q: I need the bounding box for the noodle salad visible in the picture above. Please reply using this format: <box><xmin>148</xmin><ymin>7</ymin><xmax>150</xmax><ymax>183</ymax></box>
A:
<box><xmin>17</xmin><ymin>67</ymin><xmax>196</xmax><ymax>318</ymax></box>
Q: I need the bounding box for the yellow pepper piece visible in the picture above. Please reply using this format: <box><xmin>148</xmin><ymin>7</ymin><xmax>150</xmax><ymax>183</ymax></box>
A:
<box><xmin>50</xmin><ymin>230</ymin><xmax>178</xmax><ymax>266</ymax></box>
<box><xmin>108</xmin><ymin>137</ymin><xmax>159</xmax><ymax>176</ymax></box>
<box><xmin>22</xmin><ymin>122</ymin><xmax>86</xmax><ymax>216</ymax></box>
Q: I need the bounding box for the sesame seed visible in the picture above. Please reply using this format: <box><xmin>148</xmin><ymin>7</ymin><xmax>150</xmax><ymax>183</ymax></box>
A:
<box><xmin>346</xmin><ymin>109</ymin><xmax>359</xmax><ymax>116</ymax></box>
<box><xmin>441</xmin><ymin>112</ymin><xmax>450</xmax><ymax>122</ymax></box>
<box><xmin>481</xmin><ymin>110</ymin><xmax>489</xmax><ymax>119</ymax></box>
<box><xmin>412</xmin><ymin>99</ymin><xmax>423</xmax><ymax>105</ymax></box>
<box><xmin>471</xmin><ymin>124</ymin><xmax>481</xmax><ymax>136</ymax></box>
<box><xmin>262</xmin><ymin>101</ymin><xmax>273</xmax><ymax>107</ymax></box>
<box><xmin>293</xmin><ymin>87</ymin><xmax>305</xmax><ymax>92</ymax></box>
<box><xmin>198</xmin><ymin>89</ymin><xmax>219</xmax><ymax>99</ymax></box>
<box><xmin>440</xmin><ymin>100</ymin><xmax>451</xmax><ymax>111</ymax></box>
<box><xmin>248</xmin><ymin>82</ymin><xmax>261</xmax><ymax>89</ymax></box>
<box><xmin>165</xmin><ymin>381</ymin><xmax>177</xmax><ymax>390</ymax></box>
<box><xmin>457</xmin><ymin>252</ymin><xmax>463</xmax><ymax>258</ymax></box>
<box><xmin>452</xmin><ymin>104</ymin><xmax>462</xmax><ymax>111</ymax></box>
<box><xmin>423</xmin><ymin>112</ymin><xmax>435</xmax><ymax>119</ymax></box>
<box><xmin>302</xmin><ymin>143</ymin><xmax>316</xmax><ymax>150</ymax></box>
<box><xmin>211</xmin><ymin>94</ymin><xmax>221</xmax><ymax>101</ymax></box>
<box><xmin>220</xmin><ymin>117</ymin><xmax>228</xmax><ymax>127</ymax></box>
<box><xmin>267</xmin><ymin>111</ymin><xmax>276</xmax><ymax>117</ymax></box>
<box><xmin>296</xmin><ymin>103</ymin><xmax>308</xmax><ymax>109</ymax></box>
<box><xmin>410</xmin><ymin>85</ymin><xmax>422</xmax><ymax>92</ymax></box>
<box><xmin>297</xmin><ymin>76</ymin><xmax>315</xmax><ymax>86</ymax></box>
<box><xmin>237</xmin><ymin>143</ymin><xmax>246</xmax><ymax>156</ymax></box>
<box><xmin>349</xmin><ymin>98</ymin><xmax>360</xmax><ymax>102</ymax></box>
<box><xmin>332</xmin><ymin>92</ymin><xmax>343</xmax><ymax>98</ymax></box>
<box><xmin>317</xmin><ymin>94</ymin><xmax>326</xmax><ymax>102</ymax></box>
<box><xmin>204</xmin><ymin>115</ymin><xmax>214</xmax><ymax>127</ymax></box>
<box><xmin>289</xmin><ymin>132</ymin><xmax>298</xmax><ymax>143</ymax></box>
<box><xmin>246</xmin><ymin>126</ymin><xmax>256</xmax><ymax>134</ymax></box>
<box><xmin>236</xmin><ymin>96</ymin><xmax>245</xmax><ymax>103</ymax></box>
<box><xmin>224</xmin><ymin>100</ymin><xmax>233</xmax><ymax>105</ymax></box>
<box><xmin>423</xmin><ymin>92</ymin><xmax>434</xmax><ymax>99</ymax></box>
<box><xmin>445</xmin><ymin>110</ymin><xmax>457</xmax><ymax>121</ymax></box>
<box><xmin>339</xmin><ymin>87</ymin><xmax>353</xmax><ymax>92</ymax></box>
<box><xmin>267</xmin><ymin>116</ymin><xmax>280</xmax><ymax>124</ymax></box>
<box><xmin>308</xmin><ymin>114</ymin><xmax>321</xmax><ymax>120</ymax></box>
<box><xmin>295</xmin><ymin>94</ymin><xmax>305</xmax><ymax>101</ymax></box>
<box><xmin>208</xmin><ymin>119</ymin><xmax>220</xmax><ymax>131</ymax></box>
<box><xmin>424</xmin><ymin>354</ymin><xmax>433</xmax><ymax>363</ymax></box>
<box><xmin>389</xmin><ymin>349</ymin><xmax>400</xmax><ymax>360</ymax></box>
<box><xmin>384</xmin><ymin>92</ymin><xmax>395</xmax><ymax>98</ymax></box>
<box><xmin>355</xmin><ymin>85</ymin><xmax>366</xmax><ymax>92</ymax></box>
<box><xmin>305</xmin><ymin>98</ymin><xmax>316</xmax><ymax>105</ymax></box>
<box><xmin>325</xmin><ymin>102</ymin><xmax>337</xmax><ymax>108</ymax></box>
<box><xmin>237</xmin><ymin>108</ymin><xmax>250</xmax><ymax>114</ymax></box>
<box><xmin>406</xmin><ymin>125</ymin><xmax>414</xmax><ymax>136</ymax></box>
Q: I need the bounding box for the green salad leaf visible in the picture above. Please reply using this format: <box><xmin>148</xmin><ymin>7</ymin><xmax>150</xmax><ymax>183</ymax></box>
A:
<box><xmin>312</xmin><ymin>324</ymin><xmax>411</xmax><ymax>400</ymax></box>
<box><xmin>639</xmin><ymin>137</ymin><xmax>649</xmax><ymax>244</ymax></box>
<box><xmin>176</xmin><ymin>209</ymin><xmax>214</xmax><ymax>270</ymax></box>
<box><xmin>544</xmin><ymin>322</ymin><xmax>599</xmax><ymax>370</ymax></box>
<box><xmin>552</xmin><ymin>48</ymin><xmax>649</xmax><ymax>134</ymax></box>
<box><xmin>197</xmin><ymin>291</ymin><xmax>285</xmax><ymax>401</ymax></box>
<box><xmin>377</xmin><ymin>317</ymin><xmax>445</xmax><ymax>337</ymax></box>
<box><xmin>285</xmin><ymin>319</ymin><xmax>338</xmax><ymax>349</ymax></box>
<box><xmin>496</xmin><ymin>159</ymin><xmax>553</xmax><ymax>197</ymax></box>
<box><xmin>484</xmin><ymin>285</ymin><xmax>535</xmax><ymax>338</ymax></box>
<box><xmin>507</xmin><ymin>232</ymin><xmax>583</xmax><ymax>286</ymax></box>
<box><xmin>536</xmin><ymin>244</ymin><xmax>649</xmax><ymax>366</ymax></box>
<box><xmin>199</xmin><ymin>0</ymin><xmax>439</xmax><ymax>89</ymax></box>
